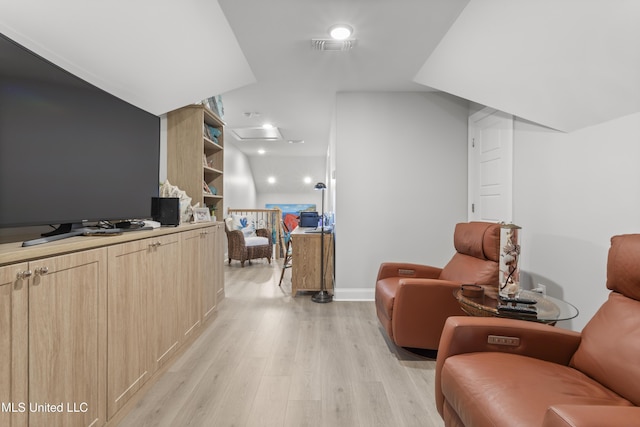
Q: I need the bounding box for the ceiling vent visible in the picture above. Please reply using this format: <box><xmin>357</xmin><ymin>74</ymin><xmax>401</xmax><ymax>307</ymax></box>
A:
<box><xmin>311</xmin><ymin>39</ymin><xmax>357</xmax><ymax>51</ymax></box>
<box><xmin>230</xmin><ymin>127</ymin><xmax>283</xmax><ymax>141</ymax></box>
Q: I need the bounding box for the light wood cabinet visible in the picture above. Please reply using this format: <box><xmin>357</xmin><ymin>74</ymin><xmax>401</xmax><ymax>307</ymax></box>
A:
<box><xmin>181</xmin><ymin>224</ymin><xmax>224</xmax><ymax>327</ymax></box>
<box><xmin>167</xmin><ymin>104</ymin><xmax>224</xmax><ymax>220</ymax></box>
<box><xmin>146</xmin><ymin>234</ymin><xmax>181</xmax><ymax>372</ymax></box>
<box><xmin>0</xmin><ymin>223</ymin><xmax>222</xmax><ymax>426</ymax></box>
<box><xmin>0</xmin><ymin>263</ymin><xmax>28</xmax><ymax>427</ymax></box>
<box><xmin>106</xmin><ymin>239</ymin><xmax>150</xmax><ymax>419</ymax></box>
<box><xmin>180</xmin><ymin>230</ymin><xmax>204</xmax><ymax>339</ymax></box>
<box><xmin>29</xmin><ymin>250</ymin><xmax>106</xmax><ymax>427</ymax></box>
<box><xmin>0</xmin><ymin>250</ymin><xmax>106</xmax><ymax>427</ymax></box>
<box><xmin>201</xmin><ymin>227</ymin><xmax>217</xmax><ymax>321</ymax></box>
<box><xmin>214</xmin><ymin>223</ymin><xmax>225</xmax><ymax>303</ymax></box>
<box><xmin>106</xmin><ymin>234</ymin><xmax>180</xmax><ymax>418</ymax></box>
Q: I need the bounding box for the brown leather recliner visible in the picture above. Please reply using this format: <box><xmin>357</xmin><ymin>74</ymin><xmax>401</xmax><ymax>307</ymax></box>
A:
<box><xmin>436</xmin><ymin>233</ymin><xmax>640</xmax><ymax>427</ymax></box>
<box><xmin>375</xmin><ymin>221</ymin><xmax>501</xmax><ymax>350</ymax></box>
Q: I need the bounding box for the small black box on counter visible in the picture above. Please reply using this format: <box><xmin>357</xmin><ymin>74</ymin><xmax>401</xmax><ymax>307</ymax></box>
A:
<box><xmin>151</xmin><ymin>197</ymin><xmax>180</xmax><ymax>226</ymax></box>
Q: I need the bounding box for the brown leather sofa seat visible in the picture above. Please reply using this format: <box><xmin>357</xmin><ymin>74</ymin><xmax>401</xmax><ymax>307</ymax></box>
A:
<box><xmin>375</xmin><ymin>221</ymin><xmax>500</xmax><ymax>350</ymax></box>
<box><xmin>436</xmin><ymin>234</ymin><xmax>640</xmax><ymax>427</ymax></box>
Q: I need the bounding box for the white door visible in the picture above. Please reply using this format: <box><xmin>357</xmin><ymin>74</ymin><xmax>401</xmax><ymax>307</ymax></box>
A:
<box><xmin>468</xmin><ymin>108</ymin><xmax>514</xmax><ymax>222</ymax></box>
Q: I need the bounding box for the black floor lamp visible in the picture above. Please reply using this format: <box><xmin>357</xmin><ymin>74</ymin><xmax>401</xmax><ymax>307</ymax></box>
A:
<box><xmin>311</xmin><ymin>182</ymin><xmax>332</xmax><ymax>303</ymax></box>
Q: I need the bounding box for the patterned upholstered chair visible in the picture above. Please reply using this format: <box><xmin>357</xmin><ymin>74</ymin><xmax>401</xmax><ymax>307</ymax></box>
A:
<box><xmin>224</xmin><ymin>216</ymin><xmax>272</xmax><ymax>267</ymax></box>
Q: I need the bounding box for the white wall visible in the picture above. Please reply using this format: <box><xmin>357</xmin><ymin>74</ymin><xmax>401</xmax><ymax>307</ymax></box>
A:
<box><xmin>513</xmin><ymin>112</ymin><xmax>640</xmax><ymax>330</ymax></box>
<box><xmin>328</xmin><ymin>111</ymin><xmax>337</xmax><ymax>214</ymax></box>
<box><xmin>223</xmin><ymin>141</ymin><xmax>257</xmax><ymax>216</ymax></box>
<box><xmin>334</xmin><ymin>92</ymin><xmax>469</xmax><ymax>300</ymax></box>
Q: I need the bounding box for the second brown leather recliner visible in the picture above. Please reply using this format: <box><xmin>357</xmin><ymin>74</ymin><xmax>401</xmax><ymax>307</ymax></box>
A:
<box><xmin>375</xmin><ymin>221</ymin><xmax>501</xmax><ymax>350</ymax></box>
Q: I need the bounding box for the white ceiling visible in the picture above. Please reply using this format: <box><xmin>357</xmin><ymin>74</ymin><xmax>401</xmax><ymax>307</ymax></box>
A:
<box><xmin>217</xmin><ymin>0</ymin><xmax>469</xmax><ymax>160</ymax></box>
<box><xmin>414</xmin><ymin>0</ymin><xmax>640</xmax><ymax>132</ymax></box>
<box><xmin>2</xmin><ymin>0</ymin><xmax>640</xmax><ymax>193</ymax></box>
<box><xmin>0</xmin><ymin>0</ymin><xmax>255</xmax><ymax>115</ymax></box>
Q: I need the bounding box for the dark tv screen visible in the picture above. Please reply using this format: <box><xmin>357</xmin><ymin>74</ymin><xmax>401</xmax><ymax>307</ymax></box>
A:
<box><xmin>0</xmin><ymin>33</ymin><xmax>160</xmax><ymax>230</ymax></box>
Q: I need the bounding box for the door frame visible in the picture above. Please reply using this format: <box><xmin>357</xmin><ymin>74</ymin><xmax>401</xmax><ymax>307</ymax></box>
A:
<box><xmin>468</xmin><ymin>107</ymin><xmax>514</xmax><ymax>222</ymax></box>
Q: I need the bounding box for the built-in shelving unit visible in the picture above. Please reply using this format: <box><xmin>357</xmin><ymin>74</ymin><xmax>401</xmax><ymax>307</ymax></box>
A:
<box><xmin>167</xmin><ymin>104</ymin><xmax>224</xmax><ymax>220</ymax></box>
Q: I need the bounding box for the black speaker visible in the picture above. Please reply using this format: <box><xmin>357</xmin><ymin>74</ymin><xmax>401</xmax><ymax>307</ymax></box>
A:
<box><xmin>151</xmin><ymin>197</ymin><xmax>180</xmax><ymax>226</ymax></box>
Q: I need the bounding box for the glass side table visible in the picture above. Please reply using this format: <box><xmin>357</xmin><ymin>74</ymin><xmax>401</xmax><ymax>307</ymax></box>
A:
<box><xmin>454</xmin><ymin>287</ymin><xmax>579</xmax><ymax>324</ymax></box>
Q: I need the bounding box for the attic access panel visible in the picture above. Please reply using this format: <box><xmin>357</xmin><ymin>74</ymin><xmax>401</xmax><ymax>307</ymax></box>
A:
<box><xmin>230</xmin><ymin>127</ymin><xmax>283</xmax><ymax>141</ymax></box>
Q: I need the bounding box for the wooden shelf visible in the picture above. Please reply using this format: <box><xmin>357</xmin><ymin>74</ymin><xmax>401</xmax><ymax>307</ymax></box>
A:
<box><xmin>204</xmin><ymin>166</ymin><xmax>223</xmax><ymax>175</ymax></box>
<box><xmin>167</xmin><ymin>104</ymin><xmax>224</xmax><ymax>217</ymax></box>
<box><xmin>204</xmin><ymin>138</ymin><xmax>223</xmax><ymax>152</ymax></box>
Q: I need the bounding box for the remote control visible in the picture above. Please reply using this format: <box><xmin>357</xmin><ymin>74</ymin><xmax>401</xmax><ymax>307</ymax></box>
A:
<box><xmin>499</xmin><ymin>296</ymin><xmax>537</xmax><ymax>305</ymax></box>
<box><xmin>498</xmin><ymin>304</ymin><xmax>538</xmax><ymax>316</ymax></box>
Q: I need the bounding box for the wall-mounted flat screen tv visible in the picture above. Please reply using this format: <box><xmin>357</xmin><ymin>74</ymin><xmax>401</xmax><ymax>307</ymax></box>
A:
<box><xmin>0</xmin><ymin>33</ymin><xmax>160</xmax><ymax>242</ymax></box>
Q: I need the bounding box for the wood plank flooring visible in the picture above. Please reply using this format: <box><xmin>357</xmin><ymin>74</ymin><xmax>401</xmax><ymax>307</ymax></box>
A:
<box><xmin>118</xmin><ymin>260</ymin><xmax>444</xmax><ymax>427</ymax></box>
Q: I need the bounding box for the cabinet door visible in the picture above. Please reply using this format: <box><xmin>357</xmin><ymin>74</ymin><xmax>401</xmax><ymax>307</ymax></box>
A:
<box><xmin>107</xmin><ymin>240</ymin><xmax>150</xmax><ymax>419</ymax></box>
<box><xmin>147</xmin><ymin>234</ymin><xmax>181</xmax><ymax>372</ymax></box>
<box><xmin>180</xmin><ymin>230</ymin><xmax>203</xmax><ymax>340</ymax></box>
<box><xmin>0</xmin><ymin>263</ymin><xmax>28</xmax><ymax>427</ymax></box>
<box><xmin>214</xmin><ymin>223</ymin><xmax>225</xmax><ymax>303</ymax></box>
<box><xmin>29</xmin><ymin>249</ymin><xmax>106</xmax><ymax>427</ymax></box>
<box><xmin>202</xmin><ymin>227</ymin><xmax>217</xmax><ymax>321</ymax></box>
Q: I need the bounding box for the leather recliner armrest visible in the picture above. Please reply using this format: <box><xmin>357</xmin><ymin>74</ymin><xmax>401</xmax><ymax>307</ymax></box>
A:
<box><xmin>391</xmin><ymin>278</ymin><xmax>464</xmax><ymax>349</ymax></box>
<box><xmin>376</xmin><ymin>262</ymin><xmax>442</xmax><ymax>281</ymax></box>
<box><xmin>435</xmin><ymin>316</ymin><xmax>582</xmax><ymax>414</ymax></box>
<box><xmin>543</xmin><ymin>405</ymin><xmax>640</xmax><ymax>427</ymax></box>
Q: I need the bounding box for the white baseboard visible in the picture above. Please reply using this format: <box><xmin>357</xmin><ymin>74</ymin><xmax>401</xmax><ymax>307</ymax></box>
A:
<box><xmin>333</xmin><ymin>287</ymin><xmax>374</xmax><ymax>301</ymax></box>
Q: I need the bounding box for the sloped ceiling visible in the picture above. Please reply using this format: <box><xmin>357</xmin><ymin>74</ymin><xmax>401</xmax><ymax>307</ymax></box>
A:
<box><xmin>0</xmin><ymin>0</ymin><xmax>255</xmax><ymax>115</ymax></box>
<box><xmin>414</xmin><ymin>0</ymin><xmax>640</xmax><ymax>132</ymax></box>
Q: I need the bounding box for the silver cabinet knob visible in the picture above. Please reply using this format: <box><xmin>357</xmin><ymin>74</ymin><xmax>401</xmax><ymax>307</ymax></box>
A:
<box><xmin>17</xmin><ymin>270</ymin><xmax>32</xmax><ymax>280</ymax></box>
<box><xmin>34</xmin><ymin>266</ymin><xmax>49</xmax><ymax>276</ymax></box>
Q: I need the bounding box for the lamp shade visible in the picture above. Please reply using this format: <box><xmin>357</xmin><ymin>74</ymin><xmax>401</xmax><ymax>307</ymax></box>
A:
<box><xmin>314</xmin><ymin>182</ymin><xmax>326</xmax><ymax>190</ymax></box>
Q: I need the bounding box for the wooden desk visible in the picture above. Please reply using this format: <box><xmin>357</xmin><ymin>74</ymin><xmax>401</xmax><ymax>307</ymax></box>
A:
<box><xmin>290</xmin><ymin>227</ymin><xmax>334</xmax><ymax>296</ymax></box>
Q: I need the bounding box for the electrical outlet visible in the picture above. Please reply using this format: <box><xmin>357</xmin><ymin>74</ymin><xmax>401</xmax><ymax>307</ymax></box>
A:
<box><xmin>532</xmin><ymin>284</ymin><xmax>546</xmax><ymax>295</ymax></box>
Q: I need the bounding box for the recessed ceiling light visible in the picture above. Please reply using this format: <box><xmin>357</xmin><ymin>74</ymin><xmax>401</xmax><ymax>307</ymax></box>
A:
<box><xmin>267</xmin><ymin>176</ymin><xmax>276</xmax><ymax>184</ymax></box>
<box><xmin>262</xmin><ymin>123</ymin><xmax>274</xmax><ymax>129</ymax></box>
<box><xmin>329</xmin><ymin>24</ymin><xmax>353</xmax><ymax>40</ymax></box>
<box><xmin>304</xmin><ymin>176</ymin><xmax>312</xmax><ymax>184</ymax></box>
<box><xmin>258</xmin><ymin>149</ymin><xmax>266</xmax><ymax>155</ymax></box>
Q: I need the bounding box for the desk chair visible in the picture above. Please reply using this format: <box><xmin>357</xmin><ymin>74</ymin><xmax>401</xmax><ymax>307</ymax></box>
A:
<box><xmin>279</xmin><ymin>220</ymin><xmax>294</xmax><ymax>286</ymax></box>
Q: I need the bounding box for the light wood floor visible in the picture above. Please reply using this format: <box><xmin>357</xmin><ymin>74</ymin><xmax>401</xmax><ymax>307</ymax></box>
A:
<box><xmin>118</xmin><ymin>260</ymin><xmax>444</xmax><ymax>427</ymax></box>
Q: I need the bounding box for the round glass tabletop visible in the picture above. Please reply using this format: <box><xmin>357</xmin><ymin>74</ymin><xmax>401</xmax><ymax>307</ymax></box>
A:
<box><xmin>455</xmin><ymin>287</ymin><xmax>579</xmax><ymax>324</ymax></box>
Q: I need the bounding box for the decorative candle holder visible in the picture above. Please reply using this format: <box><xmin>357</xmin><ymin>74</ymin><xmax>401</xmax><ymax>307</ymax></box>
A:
<box><xmin>499</xmin><ymin>223</ymin><xmax>522</xmax><ymax>298</ymax></box>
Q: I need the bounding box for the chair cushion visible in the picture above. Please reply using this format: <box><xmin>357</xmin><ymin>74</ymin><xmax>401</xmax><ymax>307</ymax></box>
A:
<box><xmin>439</xmin><ymin>253</ymin><xmax>499</xmax><ymax>286</ymax></box>
<box><xmin>241</xmin><ymin>223</ymin><xmax>257</xmax><ymax>237</ymax></box>
<box><xmin>607</xmin><ymin>234</ymin><xmax>640</xmax><ymax>301</ymax></box>
<box><xmin>570</xmin><ymin>291</ymin><xmax>640</xmax><ymax>405</ymax></box>
<box><xmin>228</xmin><ymin>214</ymin><xmax>258</xmax><ymax>237</ymax></box>
<box><xmin>245</xmin><ymin>236</ymin><xmax>269</xmax><ymax>247</ymax></box>
<box><xmin>453</xmin><ymin>222</ymin><xmax>501</xmax><ymax>262</ymax></box>
<box><xmin>442</xmin><ymin>352</ymin><xmax>634</xmax><ymax>427</ymax></box>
